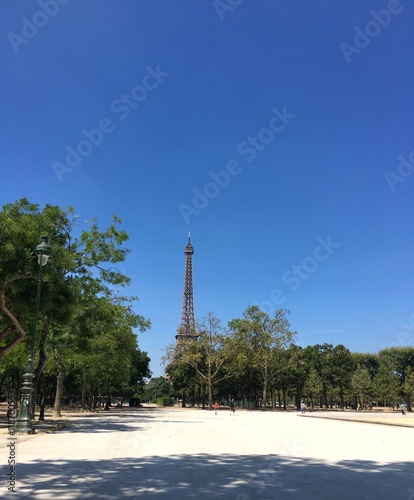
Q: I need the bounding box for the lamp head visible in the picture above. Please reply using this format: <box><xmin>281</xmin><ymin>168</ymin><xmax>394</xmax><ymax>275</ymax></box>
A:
<box><xmin>35</xmin><ymin>236</ymin><xmax>52</xmax><ymax>267</ymax></box>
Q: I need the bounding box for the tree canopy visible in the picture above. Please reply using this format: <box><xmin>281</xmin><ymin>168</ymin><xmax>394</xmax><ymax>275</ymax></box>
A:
<box><xmin>0</xmin><ymin>198</ymin><xmax>151</xmax><ymax>414</ymax></box>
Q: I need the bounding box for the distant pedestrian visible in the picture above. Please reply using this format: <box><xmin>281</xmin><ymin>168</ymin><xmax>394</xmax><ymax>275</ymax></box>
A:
<box><xmin>214</xmin><ymin>401</ymin><xmax>219</xmax><ymax>415</ymax></box>
<box><xmin>230</xmin><ymin>399</ymin><xmax>235</xmax><ymax>415</ymax></box>
<box><xmin>301</xmin><ymin>401</ymin><xmax>306</xmax><ymax>415</ymax></box>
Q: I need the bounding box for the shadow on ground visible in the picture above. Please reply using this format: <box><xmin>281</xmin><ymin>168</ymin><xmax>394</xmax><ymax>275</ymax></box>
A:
<box><xmin>51</xmin><ymin>411</ymin><xmax>202</xmax><ymax>434</ymax></box>
<box><xmin>1</xmin><ymin>408</ymin><xmax>202</xmax><ymax>434</ymax></box>
<box><xmin>9</xmin><ymin>453</ymin><xmax>414</xmax><ymax>500</ymax></box>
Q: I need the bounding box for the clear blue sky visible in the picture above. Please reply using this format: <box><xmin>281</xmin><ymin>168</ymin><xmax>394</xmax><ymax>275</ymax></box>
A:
<box><xmin>1</xmin><ymin>1</ymin><xmax>413</xmax><ymax>377</ymax></box>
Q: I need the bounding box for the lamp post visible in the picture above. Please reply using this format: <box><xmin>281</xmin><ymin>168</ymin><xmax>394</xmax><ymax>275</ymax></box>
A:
<box><xmin>15</xmin><ymin>236</ymin><xmax>52</xmax><ymax>434</ymax></box>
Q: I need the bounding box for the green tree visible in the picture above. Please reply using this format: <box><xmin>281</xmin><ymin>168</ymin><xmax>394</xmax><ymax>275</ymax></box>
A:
<box><xmin>403</xmin><ymin>367</ymin><xmax>414</xmax><ymax>407</ymax></box>
<box><xmin>0</xmin><ymin>343</ymin><xmax>27</xmax><ymax>398</ymax></box>
<box><xmin>271</xmin><ymin>348</ymin><xmax>293</xmax><ymax>410</ymax></box>
<box><xmin>351</xmin><ymin>366</ymin><xmax>372</xmax><ymax>409</ymax></box>
<box><xmin>372</xmin><ymin>356</ymin><xmax>400</xmax><ymax>407</ymax></box>
<box><xmin>0</xmin><ymin>198</ymin><xmax>74</xmax><ymax>359</ymax></box>
<box><xmin>378</xmin><ymin>347</ymin><xmax>414</xmax><ymax>411</ymax></box>
<box><xmin>351</xmin><ymin>353</ymin><xmax>379</xmax><ymax>379</ymax></box>
<box><xmin>0</xmin><ymin>198</ymin><xmax>134</xmax><ymax>353</ymax></box>
<box><xmin>279</xmin><ymin>345</ymin><xmax>309</xmax><ymax>409</ymax></box>
<box><xmin>128</xmin><ymin>349</ymin><xmax>152</xmax><ymax>395</ymax></box>
<box><xmin>0</xmin><ymin>198</ymin><xmax>150</xmax><ymax>416</ymax></box>
<box><xmin>165</xmin><ymin>351</ymin><xmax>198</xmax><ymax>407</ymax></box>
<box><xmin>144</xmin><ymin>376</ymin><xmax>172</xmax><ymax>402</ymax></box>
<box><xmin>178</xmin><ymin>312</ymin><xmax>236</xmax><ymax>409</ymax></box>
<box><xmin>326</xmin><ymin>345</ymin><xmax>355</xmax><ymax>409</ymax></box>
<box><xmin>229</xmin><ymin>306</ymin><xmax>295</xmax><ymax>411</ymax></box>
<box><xmin>303</xmin><ymin>367</ymin><xmax>323</xmax><ymax>408</ymax></box>
<box><xmin>65</xmin><ymin>295</ymin><xmax>149</xmax><ymax>411</ymax></box>
<box><xmin>304</xmin><ymin>343</ymin><xmax>333</xmax><ymax>407</ymax></box>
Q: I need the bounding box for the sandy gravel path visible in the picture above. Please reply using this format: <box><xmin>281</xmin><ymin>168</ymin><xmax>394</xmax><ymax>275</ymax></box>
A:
<box><xmin>2</xmin><ymin>407</ymin><xmax>413</xmax><ymax>499</ymax></box>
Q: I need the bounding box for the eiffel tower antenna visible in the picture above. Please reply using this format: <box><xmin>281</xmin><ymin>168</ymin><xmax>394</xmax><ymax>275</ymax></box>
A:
<box><xmin>175</xmin><ymin>232</ymin><xmax>197</xmax><ymax>343</ymax></box>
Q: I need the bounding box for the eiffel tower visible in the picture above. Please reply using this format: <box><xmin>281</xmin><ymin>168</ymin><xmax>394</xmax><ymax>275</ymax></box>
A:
<box><xmin>175</xmin><ymin>231</ymin><xmax>197</xmax><ymax>343</ymax></box>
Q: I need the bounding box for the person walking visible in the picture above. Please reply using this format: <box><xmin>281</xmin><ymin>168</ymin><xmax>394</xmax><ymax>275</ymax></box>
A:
<box><xmin>301</xmin><ymin>401</ymin><xmax>307</xmax><ymax>415</ymax></box>
<box><xmin>230</xmin><ymin>399</ymin><xmax>235</xmax><ymax>415</ymax></box>
<box><xmin>214</xmin><ymin>401</ymin><xmax>219</xmax><ymax>415</ymax></box>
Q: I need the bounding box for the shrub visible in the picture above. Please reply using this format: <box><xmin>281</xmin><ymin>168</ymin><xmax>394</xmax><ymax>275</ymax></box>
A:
<box><xmin>157</xmin><ymin>397</ymin><xmax>174</xmax><ymax>407</ymax></box>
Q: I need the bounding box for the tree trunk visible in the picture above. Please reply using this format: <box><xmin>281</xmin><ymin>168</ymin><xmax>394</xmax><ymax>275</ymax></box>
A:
<box><xmin>295</xmin><ymin>391</ymin><xmax>300</xmax><ymax>410</ymax></box>
<box><xmin>81</xmin><ymin>373</ymin><xmax>87</xmax><ymax>410</ymax></box>
<box><xmin>91</xmin><ymin>393</ymin><xmax>95</xmax><ymax>410</ymax></box>
<box><xmin>339</xmin><ymin>386</ymin><xmax>345</xmax><ymax>411</ymax></box>
<box><xmin>208</xmin><ymin>381</ymin><xmax>213</xmax><ymax>410</ymax></box>
<box><xmin>323</xmin><ymin>383</ymin><xmax>328</xmax><ymax>409</ymax></box>
<box><xmin>104</xmin><ymin>389</ymin><xmax>111</xmax><ymax>410</ymax></box>
<box><xmin>0</xmin><ymin>289</ymin><xmax>28</xmax><ymax>361</ymax></box>
<box><xmin>201</xmin><ymin>384</ymin><xmax>205</xmax><ymax>409</ymax></box>
<box><xmin>53</xmin><ymin>353</ymin><xmax>65</xmax><ymax>418</ymax></box>
<box><xmin>262</xmin><ymin>361</ymin><xmax>268</xmax><ymax>411</ymax></box>
<box><xmin>262</xmin><ymin>382</ymin><xmax>267</xmax><ymax>411</ymax></box>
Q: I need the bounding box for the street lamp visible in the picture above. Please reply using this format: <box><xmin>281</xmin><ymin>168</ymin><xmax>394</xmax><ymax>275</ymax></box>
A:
<box><xmin>15</xmin><ymin>236</ymin><xmax>52</xmax><ymax>434</ymax></box>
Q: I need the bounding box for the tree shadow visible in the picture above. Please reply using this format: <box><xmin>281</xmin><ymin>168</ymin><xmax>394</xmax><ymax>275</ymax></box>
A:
<box><xmin>11</xmin><ymin>454</ymin><xmax>414</xmax><ymax>499</ymax></box>
<box><xmin>50</xmin><ymin>409</ymin><xmax>202</xmax><ymax>434</ymax></box>
<box><xmin>1</xmin><ymin>407</ymin><xmax>202</xmax><ymax>434</ymax></box>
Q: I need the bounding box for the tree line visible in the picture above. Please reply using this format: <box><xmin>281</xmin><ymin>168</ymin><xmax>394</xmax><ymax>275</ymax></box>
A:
<box><xmin>160</xmin><ymin>308</ymin><xmax>414</xmax><ymax>412</ymax></box>
<box><xmin>2</xmin><ymin>198</ymin><xmax>413</xmax><ymax>417</ymax></box>
<box><xmin>0</xmin><ymin>198</ymin><xmax>151</xmax><ymax>417</ymax></box>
